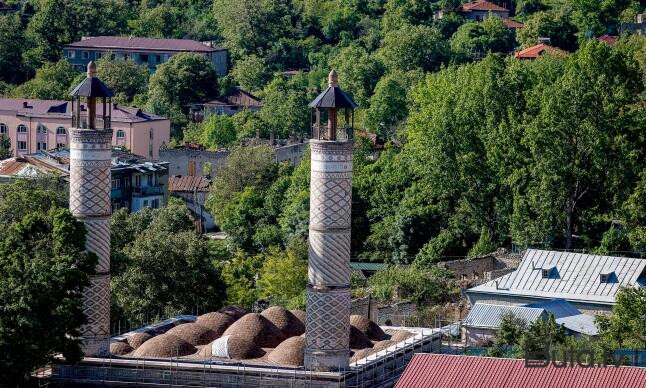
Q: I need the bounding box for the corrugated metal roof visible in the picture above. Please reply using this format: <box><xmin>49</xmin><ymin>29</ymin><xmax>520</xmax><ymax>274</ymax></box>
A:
<box><xmin>395</xmin><ymin>354</ymin><xmax>646</xmax><ymax>388</ymax></box>
<box><xmin>524</xmin><ymin>300</ymin><xmax>598</xmax><ymax>335</ymax></box>
<box><xmin>524</xmin><ymin>299</ymin><xmax>581</xmax><ymax>318</ymax></box>
<box><xmin>168</xmin><ymin>175</ymin><xmax>211</xmax><ymax>192</ymax></box>
<box><xmin>467</xmin><ymin>249</ymin><xmax>646</xmax><ymax>305</ymax></box>
<box><xmin>350</xmin><ymin>262</ymin><xmax>386</xmax><ymax>271</ymax></box>
<box><xmin>463</xmin><ymin>303</ymin><xmax>545</xmax><ymax>329</ymax></box>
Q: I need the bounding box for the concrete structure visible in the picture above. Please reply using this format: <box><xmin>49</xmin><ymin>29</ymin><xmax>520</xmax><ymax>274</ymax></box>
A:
<box><xmin>192</xmin><ymin>88</ymin><xmax>262</xmax><ymax>120</ymax></box>
<box><xmin>304</xmin><ymin>70</ymin><xmax>357</xmax><ymax>371</ymax></box>
<box><xmin>168</xmin><ymin>175</ymin><xmax>214</xmax><ymax>232</ymax></box>
<box><xmin>439</xmin><ymin>250</ymin><xmax>520</xmax><ymax>283</ymax></box>
<box><xmin>0</xmin><ymin>98</ymin><xmax>170</xmax><ymax>159</ymax></box>
<box><xmin>68</xmin><ymin>62</ymin><xmax>113</xmax><ymax>356</ymax></box>
<box><xmin>63</xmin><ymin>36</ymin><xmax>228</xmax><ymax>75</ymax></box>
<box><xmin>466</xmin><ymin>249</ymin><xmax>646</xmax><ymax>315</ymax></box>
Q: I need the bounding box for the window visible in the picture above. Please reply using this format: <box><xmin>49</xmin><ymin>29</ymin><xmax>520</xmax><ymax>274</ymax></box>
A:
<box><xmin>600</xmin><ymin>274</ymin><xmax>609</xmax><ymax>283</ymax></box>
<box><xmin>66</xmin><ymin>51</ymin><xmax>75</xmax><ymax>59</ymax></box>
<box><xmin>112</xmin><ymin>179</ymin><xmax>120</xmax><ymax>189</ymax></box>
<box><xmin>140</xmin><ymin>54</ymin><xmax>149</xmax><ymax>62</ymax></box>
<box><xmin>155</xmin><ymin>55</ymin><xmax>161</xmax><ymax>63</ymax></box>
<box><xmin>17</xmin><ymin>141</ymin><xmax>26</xmax><ymax>150</ymax></box>
<box><xmin>143</xmin><ymin>200</ymin><xmax>149</xmax><ymax>207</ymax></box>
<box><xmin>110</xmin><ymin>53</ymin><xmax>116</xmax><ymax>60</ymax></box>
<box><xmin>17</xmin><ymin>124</ymin><xmax>27</xmax><ymax>133</ymax></box>
<box><xmin>147</xmin><ymin>174</ymin><xmax>153</xmax><ymax>185</ymax></box>
<box><xmin>96</xmin><ymin>52</ymin><xmax>103</xmax><ymax>59</ymax></box>
<box><xmin>82</xmin><ymin>51</ymin><xmax>89</xmax><ymax>59</ymax></box>
<box><xmin>152</xmin><ymin>199</ymin><xmax>159</xmax><ymax>209</ymax></box>
<box><xmin>149</xmin><ymin>143</ymin><xmax>153</xmax><ymax>157</ymax></box>
<box><xmin>135</xmin><ymin>175</ymin><xmax>141</xmax><ymax>187</ymax></box>
<box><xmin>37</xmin><ymin>142</ymin><xmax>47</xmax><ymax>151</ymax></box>
<box><xmin>149</xmin><ymin>128</ymin><xmax>154</xmax><ymax>140</ymax></box>
<box><xmin>37</xmin><ymin>124</ymin><xmax>47</xmax><ymax>134</ymax></box>
<box><xmin>56</xmin><ymin>127</ymin><xmax>66</xmax><ymax>135</ymax></box>
<box><xmin>56</xmin><ymin>143</ymin><xmax>66</xmax><ymax>149</ymax></box>
<box><xmin>0</xmin><ymin>123</ymin><xmax>6</xmax><ymax>134</ymax></box>
<box><xmin>116</xmin><ymin>130</ymin><xmax>125</xmax><ymax>138</ymax></box>
<box><xmin>124</xmin><ymin>53</ymin><xmax>130</xmax><ymax>60</ymax></box>
<box><xmin>542</xmin><ymin>269</ymin><xmax>550</xmax><ymax>279</ymax></box>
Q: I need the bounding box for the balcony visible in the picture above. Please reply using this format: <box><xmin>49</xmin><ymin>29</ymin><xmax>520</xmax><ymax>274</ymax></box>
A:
<box><xmin>132</xmin><ymin>185</ymin><xmax>163</xmax><ymax>197</ymax></box>
<box><xmin>311</xmin><ymin>124</ymin><xmax>353</xmax><ymax>141</ymax></box>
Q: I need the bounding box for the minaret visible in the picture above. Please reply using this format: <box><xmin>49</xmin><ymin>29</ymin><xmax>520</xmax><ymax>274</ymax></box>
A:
<box><xmin>69</xmin><ymin>62</ymin><xmax>114</xmax><ymax>356</ymax></box>
<box><xmin>305</xmin><ymin>70</ymin><xmax>357</xmax><ymax>371</ymax></box>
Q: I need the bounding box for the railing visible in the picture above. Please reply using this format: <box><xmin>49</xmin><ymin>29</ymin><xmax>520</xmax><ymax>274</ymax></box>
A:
<box><xmin>312</xmin><ymin>124</ymin><xmax>353</xmax><ymax>141</ymax></box>
<box><xmin>132</xmin><ymin>185</ymin><xmax>163</xmax><ymax>196</ymax></box>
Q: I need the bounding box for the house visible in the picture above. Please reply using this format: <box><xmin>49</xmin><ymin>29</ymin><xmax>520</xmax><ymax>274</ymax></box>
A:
<box><xmin>459</xmin><ymin>0</ymin><xmax>509</xmax><ymax>21</ymax></box>
<box><xmin>466</xmin><ymin>249</ymin><xmax>646</xmax><ymax>315</ymax></box>
<box><xmin>395</xmin><ymin>354</ymin><xmax>646</xmax><ymax>388</ymax></box>
<box><xmin>598</xmin><ymin>34</ymin><xmax>619</xmax><ymax>45</ymax></box>
<box><xmin>0</xmin><ymin>148</ymin><xmax>168</xmax><ymax>212</ymax></box>
<box><xmin>63</xmin><ymin>36</ymin><xmax>228</xmax><ymax>75</ymax></box>
<box><xmin>168</xmin><ymin>175</ymin><xmax>214</xmax><ymax>232</ymax></box>
<box><xmin>514</xmin><ymin>43</ymin><xmax>569</xmax><ymax>59</ymax></box>
<box><xmin>197</xmin><ymin>88</ymin><xmax>262</xmax><ymax>119</ymax></box>
<box><xmin>0</xmin><ymin>98</ymin><xmax>170</xmax><ymax>159</ymax></box>
<box><xmin>620</xmin><ymin>13</ymin><xmax>646</xmax><ymax>35</ymax></box>
<box><xmin>463</xmin><ymin>299</ymin><xmax>597</xmax><ymax>345</ymax></box>
<box><xmin>501</xmin><ymin>19</ymin><xmax>524</xmax><ymax>29</ymax></box>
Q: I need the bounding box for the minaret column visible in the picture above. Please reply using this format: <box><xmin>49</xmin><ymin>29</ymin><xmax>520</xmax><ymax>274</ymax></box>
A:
<box><xmin>69</xmin><ymin>128</ymin><xmax>112</xmax><ymax>356</ymax></box>
<box><xmin>304</xmin><ymin>140</ymin><xmax>353</xmax><ymax>371</ymax></box>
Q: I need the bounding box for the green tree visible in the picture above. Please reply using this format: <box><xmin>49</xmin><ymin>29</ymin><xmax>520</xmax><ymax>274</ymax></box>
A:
<box><xmin>231</xmin><ymin>55</ymin><xmax>271</xmax><ymax>93</ymax></box>
<box><xmin>330</xmin><ymin>44</ymin><xmax>384</xmax><ymax>107</ymax></box>
<box><xmin>96</xmin><ymin>57</ymin><xmax>149</xmax><ymax>104</ymax></box>
<box><xmin>258</xmin><ymin>74</ymin><xmax>311</xmax><ymax>138</ymax></box>
<box><xmin>467</xmin><ymin>227</ymin><xmax>497</xmax><ymax>258</ymax></box>
<box><xmin>621</xmin><ymin>170</ymin><xmax>646</xmax><ymax>252</ymax></box>
<box><xmin>218</xmin><ymin>187</ymin><xmax>265</xmax><ymax>251</ymax></box>
<box><xmin>596</xmin><ymin>287</ymin><xmax>646</xmax><ymax>348</ymax></box>
<box><xmin>0</xmin><ymin>178</ymin><xmax>68</xmax><ymax>232</ymax></box>
<box><xmin>517</xmin><ymin>11</ymin><xmax>578</xmax><ymax>51</ymax></box>
<box><xmin>365</xmin><ymin>72</ymin><xmax>409</xmax><ymax>137</ymax></box>
<box><xmin>257</xmin><ymin>243</ymin><xmax>308</xmax><ymax>308</ymax></box>
<box><xmin>279</xmin><ymin>148</ymin><xmax>311</xmax><ymax>243</ymax></box>
<box><xmin>0</xmin><ymin>209</ymin><xmax>96</xmax><ymax>386</ymax></box>
<box><xmin>366</xmin><ymin>265</ymin><xmax>455</xmax><ymax>305</ymax></box>
<box><xmin>0</xmin><ymin>14</ymin><xmax>26</xmax><ymax>84</ymax></box>
<box><xmin>220</xmin><ymin>250</ymin><xmax>264</xmax><ymax>307</ymax></box>
<box><xmin>129</xmin><ymin>4</ymin><xmax>186</xmax><ymax>38</ymax></box>
<box><xmin>11</xmin><ymin>60</ymin><xmax>79</xmax><ymax>100</ymax></box>
<box><xmin>200</xmin><ymin>114</ymin><xmax>237</xmax><ymax>149</ymax></box>
<box><xmin>450</xmin><ymin>17</ymin><xmax>514</xmax><ymax>63</ymax></box>
<box><xmin>495</xmin><ymin>311</ymin><xmax>529</xmax><ymax>346</ymax></box>
<box><xmin>147</xmin><ymin>53</ymin><xmax>218</xmax><ymax>130</ymax></box>
<box><xmin>0</xmin><ymin>134</ymin><xmax>11</xmax><ymax>160</ymax></box>
<box><xmin>378</xmin><ymin>23</ymin><xmax>449</xmax><ymax>72</ymax></box>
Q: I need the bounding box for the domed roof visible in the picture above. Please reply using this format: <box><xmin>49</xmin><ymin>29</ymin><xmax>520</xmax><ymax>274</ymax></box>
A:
<box><xmin>290</xmin><ymin>309</ymin><xmax>305</xmax><ymax>324</ymax></box>
<box><xmin>165</xmin><ymin>322</ymin><xmax>218</xmax><ymax>346</ymax></box>
<box><xmin>132</xmin><ymin>334</ymin><xmax>196</xmax><ymax>358</ymax></box>
<box><xmin>126</xmin><ymin>332</ymin><xmax>153</xmax><ymax>349</ymax></box>
<box><xmin>218</xmin><ymin>305</ymin><xmax>248</xmax><ymax>320</ymax></box>
<box><xmin>372</xmin><ymin>339</ymin><xmax>396</xmax><ymax>352</ymax></box>
<box><xmin>261</xmin><ymin>306</ymin><xmax>305</xmax><ymax>337</ymax></box>
<box><xmin>110</xmin><ymin>341</ymin><xmax>133</xmax><ymax>356</ymax></box>
<box><xmin>267</xmin><ymin>336</ymin><xmax>305</xmax><ymax>366</ymax></box>
<box><xmin>350</xmin><ymin>348</ymin><xmax>372</xmax><ymax>363</ymax></box>
<box><xmin>388</xmin><ymin>330</ymin><xmax>414</xmax><ymax>342</ymax></box>
<box><xmin>198</xmin><ymin>335</ymin><xmax>265</xmax><ymax>360</ymax></box>
<box><xmin>223</xmin><ymin>313</ymin><xmax>286</xmax><ymax>348</ymax></box>
<box><xmin>196</xmin><ymin>312</ymin><xmax>236</xmax><ymax>336</ymax></box>
<box><xmin>350</xmin><ymin>315</ymin><xmax>387</xmax><ymax>340</ymax></box>
<box><xmin>350</xmin><ymin>325</ymin><xmax>373</xmax><ymax>350</ymax></box>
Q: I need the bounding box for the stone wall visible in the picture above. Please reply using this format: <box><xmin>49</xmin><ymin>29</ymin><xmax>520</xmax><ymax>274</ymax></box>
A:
<box><xmin>159</xmin><ymin>147</ymin><xmax>230</xmax><ymax>177</ymax></box>
<box><xmin>439</xmin><ymin>249</ymin><xmax>521</xmax><ymax>285</ymax></box>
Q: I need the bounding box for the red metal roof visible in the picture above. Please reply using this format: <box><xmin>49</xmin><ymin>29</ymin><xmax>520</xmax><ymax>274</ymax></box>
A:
<box><xmin>168</xmin><ymin>175</ymin><xmax>211</xmax><ymax>192</ymax></box>
<box><xmin>64</xmin><ymin>36</ymin><xmax>224</xmax><ymax>53</ymax></box>
<box><xmin>514</xmin><ymin>43</ymin><xmax>569</xmax><ymax>59</ymax></box>
<box><xmin>395</xmin><ymin>354</ymin><xmax>646</xmax><ymax>388</ymax></box>
<box><xmin>502</xmin><ymin>19</ymin><xmax>524</xmax><ymax>29</ymax></box>
<box><xmin>598</xmin><ymin>35</ymin><xmax>618</xmax><ymax>45</ymax></box>
<box><xmin>460</xmin><ymin>0</ymin><xmax>508</xmax><ymax>12</ymax></box>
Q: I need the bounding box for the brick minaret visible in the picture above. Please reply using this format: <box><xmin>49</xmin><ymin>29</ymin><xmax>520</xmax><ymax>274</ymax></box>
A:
<box><xmin>305</xmin><ymin>70</ymin><xmax>356</xmax><ymax>371</ymax></box>
<box><xmin>69</xmin><ymin>62</ymin><xmax>114</xmax><ymax>356</ymax></box>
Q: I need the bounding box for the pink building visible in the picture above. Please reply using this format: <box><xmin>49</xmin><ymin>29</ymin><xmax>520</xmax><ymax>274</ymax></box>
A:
<box><xmin>0</xmin><ymin>98</ymin><xmax>170</xmax><ymax>159</ymax></box>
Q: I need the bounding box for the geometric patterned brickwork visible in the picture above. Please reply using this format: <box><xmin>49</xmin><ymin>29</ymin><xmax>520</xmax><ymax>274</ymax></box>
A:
<box><xmin>69</xmin><ymin>127</ymin><xmax>112</xmax><ymax>357</ymax></box>
<box><xmin>305</xmin><ymin>140</ymin><xmax>353</xmax><ymax>371</ymax></box>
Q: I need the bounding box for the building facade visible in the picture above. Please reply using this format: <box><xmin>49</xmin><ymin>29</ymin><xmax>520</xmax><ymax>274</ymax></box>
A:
<box><xmin>63</xmin><ymin>36</ymin><xmax>228</xmax><ymax>75</ymax></box>
<box><xmin>0</xmin><ymin>98</ymin><xmax>170</xmax><ymax>159</ymax></box>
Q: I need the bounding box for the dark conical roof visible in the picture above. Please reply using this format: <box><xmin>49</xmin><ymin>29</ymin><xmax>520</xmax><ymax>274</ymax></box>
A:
<box><xmin>70</xmin><ymin>61</ymin><xmax>114</xmax><ymax>98</ymax></box>
<box><xmin>308</xmin><ymin>70</ymin><xmax>357</xmax><ymax>109</ymax></box>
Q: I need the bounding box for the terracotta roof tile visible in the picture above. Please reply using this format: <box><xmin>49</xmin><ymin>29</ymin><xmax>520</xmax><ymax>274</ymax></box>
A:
<box><xmin>598</xmin><ymin>35</ymin><xmax>618</xmax><ymax>45</ymax></box>
<box><xmin>461</xmin><ymin>0</ymin><xmax>508</xmax><ymax>12</ymax></box>
<box><xmin>514</xmin><ymin>43</ymin><xmax>569</xmax><ymax>59</ymax></box>
<box><xmin>396</xmin><ymin>354</ymin><xmax>646</xmax><ymax>388</ymax></box>
<box><xmin>502</xmin><ymin>19</ymin><xmax>524</xmax><ymax>29</ymax></box>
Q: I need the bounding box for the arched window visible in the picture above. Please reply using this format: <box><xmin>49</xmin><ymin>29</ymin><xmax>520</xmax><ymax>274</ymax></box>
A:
<box><xmin>17</xmin><ymin>124</ymin><xmax>27</xmax><ymax>133</ymax></box>
<box><xmin>149</xmin><ymin>128</ymin><xmax>154</xmax><ymax>140</ymax></box>
<box><xmin>37</xmin><ymin>124</ymin><xmax>47</xmax><ymax>134</ymax></box>
<box><xmin>0</xmin><ymin>123</ymin><xmax>7</xmax><ymax>134</ymax></box>
<box><xmin>116</xmin><ymin>130</ymin><xmax>125</xmax><ymax>138</ymax></box>
<box><xmin>56</xmin><ymin>127</ymin><xmax>66</xmax><ymax>135</ymax></box>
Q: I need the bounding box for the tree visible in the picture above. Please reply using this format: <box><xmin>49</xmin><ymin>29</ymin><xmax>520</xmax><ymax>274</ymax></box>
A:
<box><xmin>329</xmin><ymin>44</ymin><xmax>384</xmax><ymax>107</ymax></box>
<box><xmin>0</xmin><ymin>178</ymin><xmax>68</xmax><ymax>232</ymax></box>
<box><xmin>279</xmin><ymin>148</ymin><xmax>311</xmax><ymax>244</ymax></box>
<box><xmin>621</xmin><ymin>169</ymin><xmax>646</xmax><ymax>252</ymax></box>
<box><xmin>515</xmin><ymin>0</ymin><xmax>547</xmax><ymax>16</ymax></box>
<box><xmin>96</xmin><ymin>57</ymin><xmax>149</xmax><ymax>104</ymax></box>
<box><xmin>258</xmin><ymin>74</ymin><xmax>311</xmax><ymax>138</ymax></box>
<box><xmin>220</xmin><ymin>251</ymin><xmax>264</xmax><ymax>308</ymax></box>
<box><xmin>129</xmin><ymin>4</ymin><xmax>186</xmax><ymax>39</ymax></box>
<box><xmin>495</xmin><ymin>311</ymin><xmax>529</xmax><ymax>346</ymax></box>
<box><xmin>366</xmin><ymin>265</ymin><xmax>455</xmax><ymax>305</ymax></box>
<box><xmin>517</xmin><ymin>11</ymin><xmax>578</xmax><ymax>52</ymax></box>
<box><xmin>378</xmin><ymin>23</ymin><xmax>449</xmax><ymax>72</ymax></box>
<box><xmin>596</xmin><ymin>287</ymin><xmax>646</xmax><ymax>348</ymax></box>
<box><xmin>450</xmin><ymin>17</ymin><xmax>514</xmax><ymax>63</ymax></box>
<box><xmin>200</xmin><ymin>114</ymin><xmax>237</xmax><ymax>149</ymax></box>
<box><xmin>0</xmin><ymin>209</ymin><xmax>96</xmax><ymax>385</ymax></box>
<box><xmin>11</xmin><ymin>60</ymin><xmax>79</xmax><ymax>100</ymax></box>
<box><xmin>0</xmin><ymin>14</ymin><xmax>26</xmax><ymax>84</ymax></box>
<box><xmin>381</xmin><ymin>0</ymin><xmax>435</xmax><ymax>33</ymax></box>
<box><xmin>218</xmin><ymin>187</ymin><xmax>265</xmax><ymax>251</ymax></box>
<box><xmin>147</xmin><ymin>53</ymin><xmax>218</xmax><ymax>130</ymax></box>
<box><xmin>0</xmin><ymin>134</ymin><xmax>12</xmax><ymax>160</ymax></box>
<box><xmin>365</xmin><ymin>72</ymin><xmax>408</xmax><ymax>137</ymax></box>
<box><xmin>231</xmin><ymin>55</ymin><xmax>271</xmax><ymax>93</ymax></box>
<box><xmin>257</xmin><ymin>243</ymin><xmax>308</xmax><ymax>308</ymax></box>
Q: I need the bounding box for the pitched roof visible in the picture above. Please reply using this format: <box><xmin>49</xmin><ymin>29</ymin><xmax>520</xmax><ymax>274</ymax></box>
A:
<box><xmin>598</xmin><ymin>35</ymin><xmax>618</xmax><ymax>45</ymax></box>
<box><xmin>467</xmin><ymin>249</ymin><xmax>646</xmax><ymax>305</ymax></box>
<box><xmin>0</xmin><ymin>98</ymin><xmax>167</xmax><ymax>123</ymax></box>
<box><xmin>395</xmin><ymin>354</ymin><xmax>646</xmax><ymax>388</ymax></box>
<box><xmin>0</xmin><ymin>156</ymin><xmax>68</xmax><ymax>178</ymax></box>
<box><xmin>524</xmin><ymin>299</ymin><xmax>598</xmax><ymax>335</ymax></box>
<box><xmin>309</xmin><ymin>85</ymin><xmax>357</xmax><ymax>109</ymax></box>
<box><xmin>463</xmin><ymin>303</ymin><xmax>545</xmax><ymax>329</ymax></box>
<box><xmin>514</xmin><ymin>43</ymin><xmax>569</xmax><ymax>59</ymax></box>
<box><xmin>168</xmin><ymin>175</ymin><xmax>211</xmax><ymax>192</ymax></box>
<box><xmin>204</xmin><ymin>88</ymin><xmax>262</xmax><ymax>108</ymax></box>
<box><xmin>70</xmin><ymin>76</ymin><xmax>114</xmax><ymax>98</ymax></box>
<box><xmin>64</xmin><ymin>36</ymin><xmax>224</xmax><ymax>53</ymax></box>
<box><xmin>460</xmin><ymin>0</ymin><xmax>508</xmax><ymax>12</ymax></box>
<box><xmin>501</xmin><ymin>19</ymin><xmax>524</xmax><ymax>29</ymax></box>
